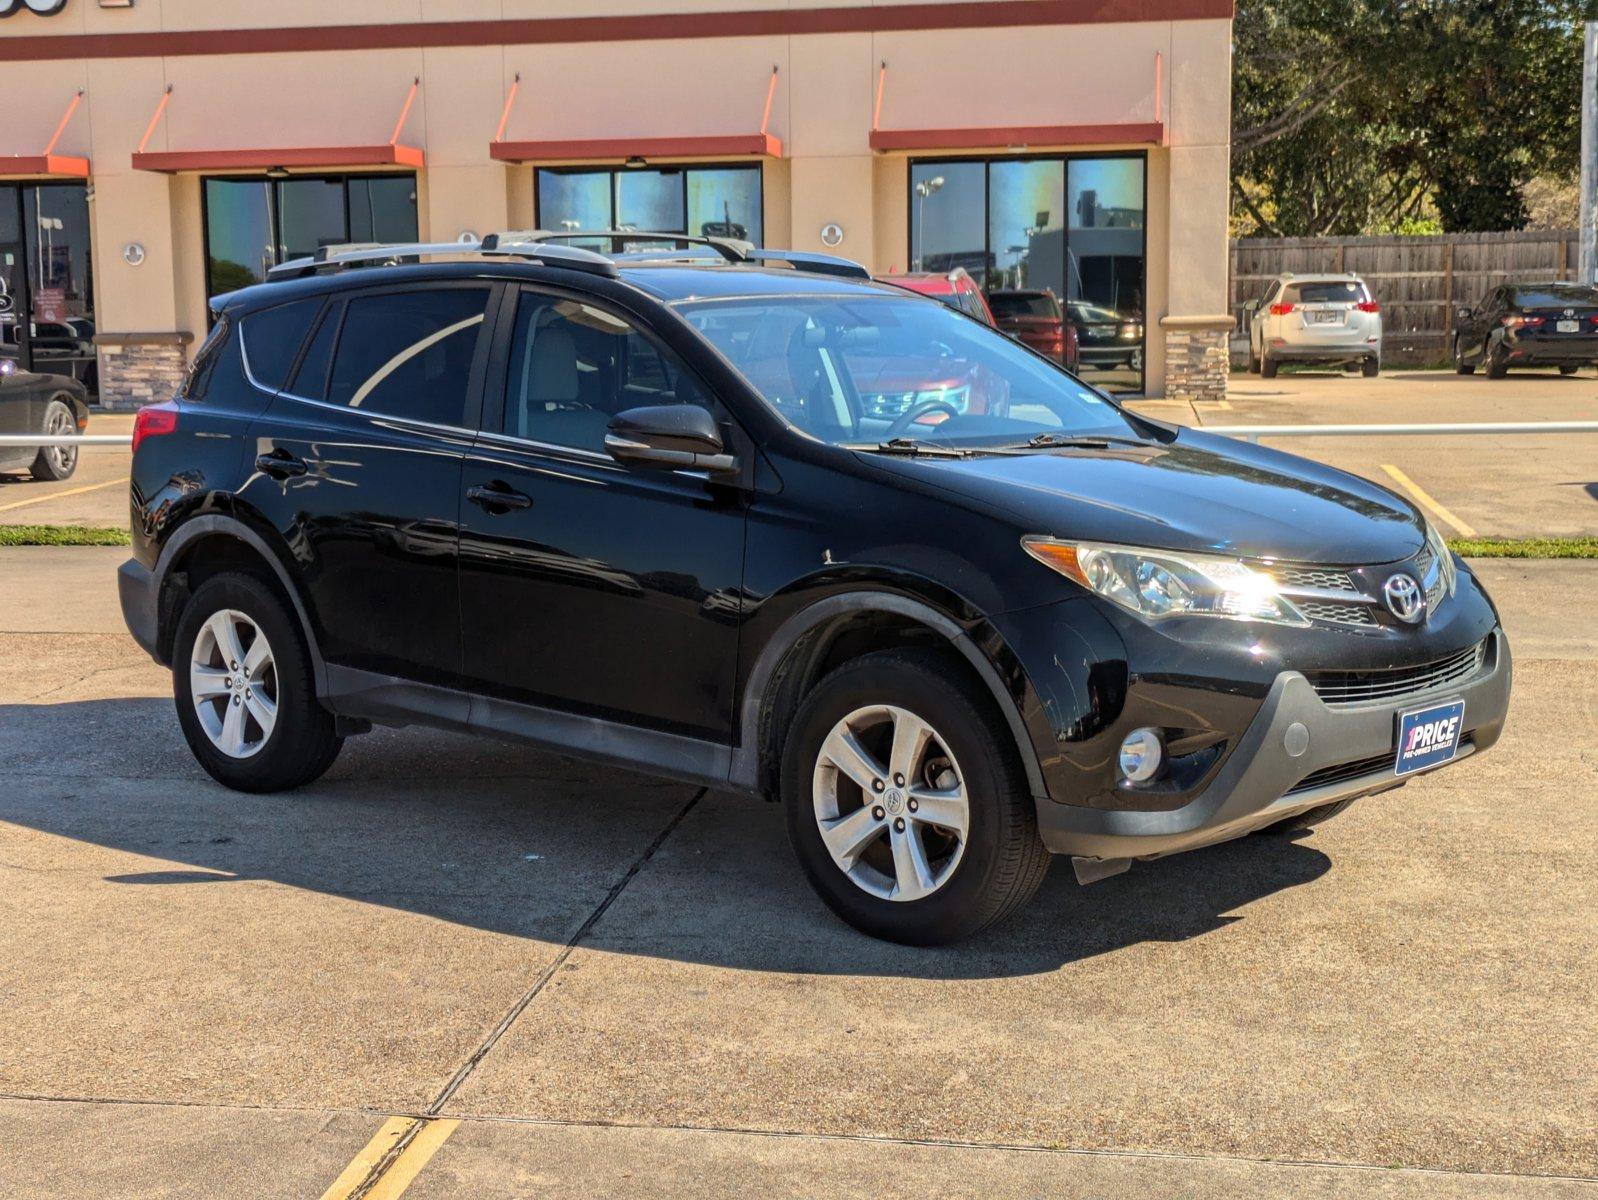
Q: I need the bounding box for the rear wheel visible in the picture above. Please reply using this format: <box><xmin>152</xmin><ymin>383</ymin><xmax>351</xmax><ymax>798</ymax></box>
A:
<box><xmin>1361</xmin><ymin>357</ymin><xmax>1380</xmax><ymax>378</ymax></box>
<box><xmin>1485</xmin><ymin>341</ymin><xmax>1509</xmax><ymax>379</ymax></box>
<box><xmin>1453</xmin><ymin>337</ymin><xmax>1475</xmax><ymax>375</ymax></box>
<box><xmin>28</xmin><ymin>399</ymin><xmax>78</xmax><ymax>481</ymax></box>
<box><xmin>782</xmin><ymin>648</ymin><xmax>1050</xmax><ymax>945</ymax></box>
<box><xmin>1559</xmin><ymin>364</ymin><xmax>1579</xmax><ymax>376</ymax></box>
<box><xmin>1260</xmin><ymin>354</ymin><xmax>1279</xmax><ymax>379</ymax></box>
<box><xmin>172</xmin><ymin>572</ymin><xmax>342</xmax><ymax>792</ymax></box>
<box><xmin>1247</xmin><ymin>345</ymin><xmax>1261</xmax><ymax>373</ymax></box>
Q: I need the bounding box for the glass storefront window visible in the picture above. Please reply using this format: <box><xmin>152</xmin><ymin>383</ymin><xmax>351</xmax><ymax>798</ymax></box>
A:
<box><xmin>1</xmin><ymin>183</ymin><xmax>97</xmax><ymax>398</ymax></box>
<box><xmin>909</xmin><ymin>154</ymin><xmax>1146</xmax><ymax>393</ymax></box>
<box><xmin>203</xmin><ymin>173</ymin><xmax>418</xmax><ymax>300</ymax></box>
<box><xmin>537</xmin><ymin>165</ymin><xmax>764</xmax><ymax>245</ymax></box>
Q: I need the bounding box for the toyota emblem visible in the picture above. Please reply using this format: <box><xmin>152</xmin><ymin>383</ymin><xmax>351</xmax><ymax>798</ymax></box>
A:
<box><xmin>1383</xmin><ymin>573</ymin><xmax>1425</xmax><ymax>624</ymax></box>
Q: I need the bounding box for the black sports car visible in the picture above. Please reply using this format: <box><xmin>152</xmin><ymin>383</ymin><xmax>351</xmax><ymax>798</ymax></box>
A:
<box><xmin>1453</xmin><ymin>282</ymin><xmax>1598</xmax><ymax>378</ymax></box>
<box><xmin>0</xmin><ymin>360</ymin><xmax>90</xmax><ymax>480</ymax></box>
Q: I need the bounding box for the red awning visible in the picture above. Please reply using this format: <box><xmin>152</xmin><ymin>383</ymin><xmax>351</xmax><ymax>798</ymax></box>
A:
<box><xmin>869</xmin><ymin>122</ymin><xmax>1165</xmax><ymax>153</ymax></box>
<box><xmin>132</xmin><ymin>143</ymin><xmax>424</xmax><ymax>173</ymax></box>
<box><xmin>0</xmin><ymin>153</ymin><xmax>90</xmax><ymax>179</ymax></box>
<box><xmin>490</xmin><ymin>132</ymin><xmax>782</xmax><ymax>163</ymax></box>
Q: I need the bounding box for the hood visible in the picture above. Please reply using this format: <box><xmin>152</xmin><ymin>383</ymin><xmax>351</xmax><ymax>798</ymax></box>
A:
<box><xmin>863</xmin><ymin>429</ymin><xmax>1426</xmax><ymax>565</ymax></box>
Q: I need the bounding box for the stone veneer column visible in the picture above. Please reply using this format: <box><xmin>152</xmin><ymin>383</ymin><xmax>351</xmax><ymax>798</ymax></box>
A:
<box><xmin>1158</xmin><ymin>315</ymin><xmax>1235</xmax><ymax>403</ymax></box>
<box><xmin>93</xmin><ymin>333</ymin><xmax>194</xmax><ymax>412</ymax></box>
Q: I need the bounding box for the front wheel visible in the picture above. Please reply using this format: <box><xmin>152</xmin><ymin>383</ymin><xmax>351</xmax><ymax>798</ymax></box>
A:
<box><xmin>1361</xmin><ymin>357</ymin><xmax>1380</xmax><ymax>377</ymax></box>
<box><xmin>29</xmin><ymin>399</ymin><xmax>78</xmax><ymax>481</ymax></box>
<box><xmin>173</xmin><ymin>572</ymin><xmax>343</xmax><ymax>792</ymax></box>
<box><xmin>782</xmin><ymin>649</ymin><xmax>1050</xmax><ymax>945</ymax></box>
<box><xmin>1485</xmin><ymin>341</ymin><xmax>1509</xmax><ymax>379</ymax></box>
<box><xmin>1559</xmin><ymin>365</ymin><xmax>1579</xmax><ymax>376</ymax></box>
<box><xmin>1454</xmin><ymin>337</ymin><xmax>1475</xmax><ymax>375</ymax></box>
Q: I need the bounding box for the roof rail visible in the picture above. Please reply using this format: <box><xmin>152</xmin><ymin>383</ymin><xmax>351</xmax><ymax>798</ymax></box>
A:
<box><xmin>265</xmin><ymin>237</ymin><xmax>619</xmax><ymax>281</ymax></box>
<box><xmin>486</xmin><ymin>229</ymin><xmax>872</xmax><ymax>280</ymax></box>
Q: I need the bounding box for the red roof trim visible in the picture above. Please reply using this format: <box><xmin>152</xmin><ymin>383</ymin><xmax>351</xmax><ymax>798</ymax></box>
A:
<box><xmin>870</xmin><ymin>122</ymin><xmax>1165</xmax><ymax>151</ymax></box>
<box><xmin>491</xmin><ymin>133</ymin><xmax>783</xmax><ymax>163</ymax></box>
<box><xmin>0</xmin><ymin>2</ymin><xmax>1235</xmax><ymax>62</ymax></box>
<box><xmin>0</xmin><ymin>153</ymin><xmax>90</xmax><ymax>179</ymax></box>
<box><xmin>131</xmin><ymin>144</ymin><xmax>425</xmax><ymax>173</ymax></box>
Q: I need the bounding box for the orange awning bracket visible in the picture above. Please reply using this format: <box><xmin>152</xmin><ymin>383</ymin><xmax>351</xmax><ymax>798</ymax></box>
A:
<box><xmin>390</xmin><ymin>77</ymin><xmax>421</xmax><ymax>147</ymax></box>
<box><xmin>760</xmin><ymin>65</ymin><xmax>779</xmax><ymax>138</ymax></box>
<box><xmin>1</xmin><ymin>88</ymin><xmax>91</xmax><ymax>178</ymax></box>
<box><xmin>137</xmin><ymin>84</ymin><xmax>174</xmax><ymax>156</ymax></box>
<box><xmin>872</xmin><ymin>60</ymin><xmax>887</xmax><ymax>133</ymax></box>
<box><xmin>493</xmin><ymin>72</ymin><xmax>522</xmax><ymax>143</ymax></box>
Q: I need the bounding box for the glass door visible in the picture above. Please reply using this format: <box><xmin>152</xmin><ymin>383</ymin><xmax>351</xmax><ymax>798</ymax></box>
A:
<box><xmin>0</xmin><ymin>182</ymin><xmax>96</xmax><ymax>399</ymax></box>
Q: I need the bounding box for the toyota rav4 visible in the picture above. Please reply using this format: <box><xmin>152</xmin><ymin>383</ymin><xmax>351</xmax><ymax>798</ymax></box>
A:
<box><xmin>119</xmin><ymin>232</ymin><xmax>1512</xmax><ymax>944</ymax></box>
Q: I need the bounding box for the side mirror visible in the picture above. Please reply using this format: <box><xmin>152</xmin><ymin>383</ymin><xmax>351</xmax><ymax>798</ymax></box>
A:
<box><xmin>1242</xmin><ymin>299</ymin><xmax>1260</xmax><ymax>313</ymax></box>
<box><xmin>605</xmin><ymin>405</ymin><xmax>737</xmax><ymax>474</ymax></box>
<box><xmin>1456</xmin><ymin>307</ymin><xmax>1472</xmax><ymax>321</ymax></box>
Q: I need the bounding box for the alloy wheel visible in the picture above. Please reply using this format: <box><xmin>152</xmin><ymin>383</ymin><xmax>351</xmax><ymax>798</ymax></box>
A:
<box><xmin>811</xmin><ymin>704</ymin><xmax>970</xmax><ymax>901</ymax></box>
<box><xmin>43</xmin><ymin>405</ymin><xmax>76</xmax><ymax>475</ymax></box>
<box><xmin>189</xmin><ymin>609</ymin><xmax>278</xmax><ymax>759</ymax></box>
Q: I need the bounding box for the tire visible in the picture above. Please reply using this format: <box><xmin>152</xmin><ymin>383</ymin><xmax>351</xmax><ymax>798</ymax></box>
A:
<box><xmin>781</xmin><ymin>648</ymin><xmax>1051</xmax><ymax>945</ymax></box>
<box><xmin>1247</xmin><ymin>345</ymin><xmax>1261</xmax><ymax>374</ymax></box>
<box><xmin>172</xmin><ymin>571</ymin><xmax>342</xmax><ymax>793</ymax></box>
<box><xmin>1361</xmin><ymin>357</ymin><xmax>1380</xmax><ymax>378</ymax></box>
<box><xmin>1260</xmin><ymin>354</ymin><xmax>1279</xmax><ymax>379</ymax></box>
<box><xmin>1485</xmin><ymin>341</ymin><xmax>1509</xmax><ymax>379</ymax></box>
<box><xmin>1256</xmin><ymin>798</ymin><xmax>1356</xmax><ymax>836</ymax></box>
<box><xmin>28</xmin><ymin>398</ymin><xmax>79</xmax><ymax>481</ymax></box>
<box><xmin>1559</xmin><ymin>365</ymin><xmax>1579</xmax><ymax>376</ymax></box>
<box><xmin>1454</xmin><ymin>337</ymin><xmax>1475</xmax><ymax>375</ymax></box>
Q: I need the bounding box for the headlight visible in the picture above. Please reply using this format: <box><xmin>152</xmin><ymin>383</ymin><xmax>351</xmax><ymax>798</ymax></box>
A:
<box><xmin>1424</xmin><ymin>521</ymin><xmax>1457</xmax><ymax>598</ymax></box>
<box><xmin>1022</xmin><ymin>537</ymin><xmax>1309</xmax><ymax>627</ymax></box>
<box><xmin>913</xmin><ymin>384</ymin><xmax>970</xmax><ymax>414</ymax></box>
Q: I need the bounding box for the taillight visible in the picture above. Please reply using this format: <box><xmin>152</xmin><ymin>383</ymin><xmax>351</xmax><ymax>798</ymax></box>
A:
<box><xmin>1502</xmin><ymin>315</ymin><xmax>1544</xmax><ymax>329</ymax></box>
<box><xmin>131</xmin><ymin>403</ymin><xmax>178</xmax><ymax>454</ymax></box>
<box><xmin>1355</xmin><ymin>301</ymin><xmax>1380</xmax><ymax>313</ymax></box>
<box><xmin>1269</xmin><ymin>302</ymin><xmax>1295</xmax><ymax>316</ymax></box>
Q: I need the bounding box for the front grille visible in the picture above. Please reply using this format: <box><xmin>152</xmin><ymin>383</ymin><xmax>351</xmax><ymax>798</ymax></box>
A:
<box><xmin>1304</xmin><ymin>640</ymin><xmax>1488</xmax><ymax>707</ymax></box>
<box><xmin>1287</xmin><ymin>734</ymin><xmax>1476</xmax><ymax>795</ymax></box>
<box><xmin>1287</xmin><ymin>751</ymin><xmax>1395</xmax><ymax>794</ymax></box>
<box><xmin>1296</xmin><ymin>600</ymin><xmax>1378</xmax><ymax>627</ymax></box>
<box><xmin>1276</xmin><ymin>565</ymin><xmax>1359</xmax><ymax>594</ymax></box>
<box><xmin>1415</xmin><ymin>544</ymin><xmax>1445</xmax><ymax>609</ymax></box>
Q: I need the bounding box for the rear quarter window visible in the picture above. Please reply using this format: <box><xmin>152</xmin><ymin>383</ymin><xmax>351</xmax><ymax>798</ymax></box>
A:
<box><xmin>240</xmin><ymin>298</ymin><xmax>325</xmax><ymax>392</ymax></box>
<box><xmin>179</xmin><ymin>315</ymin><xmax>232</xmax><ymax>401</ymax></box>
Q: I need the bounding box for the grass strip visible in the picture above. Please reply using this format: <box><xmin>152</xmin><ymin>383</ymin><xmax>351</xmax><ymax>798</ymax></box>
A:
<box><xmin>0</xmin><ymin>524</ymin><xmax>131</xmax><ymax>546</ymax></box>
<box><xmin>1450</xmin><ymin>536</ymin><xmax>1598</xmax><ymax>559</ymax></box>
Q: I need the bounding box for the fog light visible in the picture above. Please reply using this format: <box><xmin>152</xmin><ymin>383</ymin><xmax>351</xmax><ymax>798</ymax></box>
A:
<box><xmin>1118</xmin><ymin>728</ymin><xmax>1164</xmax><ymax>784</ymax></box>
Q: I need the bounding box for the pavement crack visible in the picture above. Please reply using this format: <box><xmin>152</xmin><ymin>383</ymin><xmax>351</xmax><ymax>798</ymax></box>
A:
<box><xmin>341</xmin><ymin>785</ymin><xmax>706</xmax><ymax>1200</ymax></box>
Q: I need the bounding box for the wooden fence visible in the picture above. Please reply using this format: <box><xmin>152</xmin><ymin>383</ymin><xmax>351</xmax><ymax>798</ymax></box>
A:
<box><xmin>1228</xmin><ymin>230</ymin><xmax>1581</xmax><ymax>365</ymax></box>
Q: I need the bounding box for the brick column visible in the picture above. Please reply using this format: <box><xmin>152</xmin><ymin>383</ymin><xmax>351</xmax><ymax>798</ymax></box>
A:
<box><xmin>1158</xmin><ymin>315</ymin><xmax>1235</xmax><ymax>403</ymax></box>
<box><xmin>94</xmin><ymin>332</ymin><xmax>194</xmax><ymax>412</ymax></box>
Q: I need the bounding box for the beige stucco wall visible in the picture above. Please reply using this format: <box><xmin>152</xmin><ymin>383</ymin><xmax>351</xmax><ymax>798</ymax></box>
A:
<box><xmin>0</xmin><ymin>1</ymin><xmax>1232</xmax><ymax>400</ymax></box>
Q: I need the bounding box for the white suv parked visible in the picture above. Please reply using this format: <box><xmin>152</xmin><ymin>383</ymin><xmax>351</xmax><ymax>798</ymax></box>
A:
<box><xmin>1245</xmin><ymin>273</ymin><xmax>1382</xmax><ymax>378</ymax></box>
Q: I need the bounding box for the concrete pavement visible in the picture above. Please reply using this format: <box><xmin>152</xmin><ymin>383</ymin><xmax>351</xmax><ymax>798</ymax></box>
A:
<box><xmin>0</xmin><ymin>548</ymin><xmax>1594</xmax><ymax>1197</ymax></box>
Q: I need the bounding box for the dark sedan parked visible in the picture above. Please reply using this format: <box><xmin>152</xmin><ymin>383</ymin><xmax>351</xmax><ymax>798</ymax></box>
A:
<box><xmin>1067</xmin><ymin>301</ymin><xmax>1144</xmax><ymax>372</ymax></box>
<box><xmin>1454</xmin><ymin>282</ymin><xmax>1598</xmax><ymax>378</ymax></box>
<box><xmin>0</xmin><ymin>360</ymin><xmax>88</xmax><ymax>480</ymax></box>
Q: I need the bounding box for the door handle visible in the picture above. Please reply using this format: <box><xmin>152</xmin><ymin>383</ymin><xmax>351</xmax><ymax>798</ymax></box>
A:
<box><xmin>467</xmin><ymin>482</ymin><xmax>532</xmax><ymax>512</ymax></box>
<box><xmin>255</xmin><ymin>451</ymin><xmax>308</xmax><ymax>479</ymax></box>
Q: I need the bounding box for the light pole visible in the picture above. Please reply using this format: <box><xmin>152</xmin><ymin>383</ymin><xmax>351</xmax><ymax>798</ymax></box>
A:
<box><xmin>913</xmin><ymin>175</ymin><xmax>944</xmax><ymax>270</ymax></box>
<box><xmin>1581</xmin><ymin>21</ymin><xmax>1597</xmax><ymax>284</ymax></box>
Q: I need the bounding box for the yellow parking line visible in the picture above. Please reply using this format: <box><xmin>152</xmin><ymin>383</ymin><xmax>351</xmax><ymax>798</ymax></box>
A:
<box><xmin>317</xmin><ymin>1116</ymin><xmax>459</xmax><ymax>1200</ymax></box>
<box><xmin>363</xmin><ymin>1119</ymin><xmax>460</xmax><ymax>1200</ymax></box>
<box><xmin>1380</xmin><ymin>464</ymin><xmax>1478</xmax><ymax>538</ymax></box>
<box><xmin>318</xmin><ymin>1117</ymin><xmax>415</xmax><ymax>1200</ymax></box>
<box><xmin>0</xmin><ymin>477</ymin><xmax>127</xmax><ymax>513</ymax></box>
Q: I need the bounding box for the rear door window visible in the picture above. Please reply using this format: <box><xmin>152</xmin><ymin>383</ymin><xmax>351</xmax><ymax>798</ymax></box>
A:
<box><xmin>326</xmin><ymin>287</ymin><xmax>490</xmax><ymax>426</ymax></box>
<box><xmin>241</xmin><ymin>298</ymin><xmax>324</xmax><ymax>392</ymax></box>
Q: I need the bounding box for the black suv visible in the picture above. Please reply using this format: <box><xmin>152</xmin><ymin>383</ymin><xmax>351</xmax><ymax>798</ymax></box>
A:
<box><xmin>119</xmin><ymin>232</ymin><xmax>1512</xmax><ymax>944</ymax></box>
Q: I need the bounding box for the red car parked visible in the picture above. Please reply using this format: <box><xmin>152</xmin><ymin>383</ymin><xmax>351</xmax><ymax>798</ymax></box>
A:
<box><xmin>876</xmin><ymin>268</ymin><xmax>997</xmax><ymax>327</ymax></box>
<box><xmin>986</xmin><ymin>289</ymin><xmax>1079</xmax><ymax>370</ymax></box>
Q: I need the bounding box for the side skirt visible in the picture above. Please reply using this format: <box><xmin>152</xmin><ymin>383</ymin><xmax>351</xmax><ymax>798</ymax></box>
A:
<box><xmin>322</xmin><ymin>665</ymin><xmax>743</xmax><ymax>796</ymax></box>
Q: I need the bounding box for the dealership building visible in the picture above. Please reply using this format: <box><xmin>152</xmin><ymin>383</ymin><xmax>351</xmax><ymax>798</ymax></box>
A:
<box><xmin>0</xmin><ymin>0</ymin><xmax>1233</xmax><ymax>408</ymax></box>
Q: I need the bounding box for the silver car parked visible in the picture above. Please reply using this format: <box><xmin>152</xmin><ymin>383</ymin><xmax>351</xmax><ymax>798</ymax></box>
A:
<box><xmin>1244</xmin><ymin>273</ymin><xmax>1383</xmax><ymax>378</ymax></box>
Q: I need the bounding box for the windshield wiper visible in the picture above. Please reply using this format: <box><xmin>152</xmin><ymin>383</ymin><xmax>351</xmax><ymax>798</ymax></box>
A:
<box><xmin>1023</xmin><ymin>432</ymin><xmax>1118</xmax><ymax>449</ymax></box>
<box><xmin>848</xmin><ymin>437</ymin><xmax>975</xmax><ymax>458</ymax></box>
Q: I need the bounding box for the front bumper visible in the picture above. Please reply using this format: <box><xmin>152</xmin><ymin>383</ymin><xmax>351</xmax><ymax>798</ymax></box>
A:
<box><xmin>1036</xmin><ymin>626</ymin><xmax>1512</xmax><ymax>870</ymax></box>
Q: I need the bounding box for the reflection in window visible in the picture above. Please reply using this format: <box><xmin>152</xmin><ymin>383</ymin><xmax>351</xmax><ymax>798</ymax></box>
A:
<box><xmin>910</xmin><ymin>162</ymin><xmax>984</xmax><ymax>281</ymax></box>
<box><xmin>907</xmin><ymin>155</ymin><xmax>1146</xmax><ymax>394</ymax></box>
<box><xmin>537</xmin><ymin>165</ymin><xmax>764</xmax><ymax>245</ymax></box>
<box><xmin>203</xmin><ymin>174</ymin><xmax>419</xmax><ymax>300</ymax></box>
<box><xmin>4</xmin><ymin>183</ymin><xmax>98</xmax><ymax>395</ymax></box>
<box><xmin>327</xmin><ymin>288</ymin><xmax>488</xmax><ymax>425</ymax></box>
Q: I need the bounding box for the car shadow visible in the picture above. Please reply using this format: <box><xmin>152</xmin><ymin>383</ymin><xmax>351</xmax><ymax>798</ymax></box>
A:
<box><xmin>0</xmin><ymin>697</ymin><xmax>1332</xmax><ymax>981</ymax></box>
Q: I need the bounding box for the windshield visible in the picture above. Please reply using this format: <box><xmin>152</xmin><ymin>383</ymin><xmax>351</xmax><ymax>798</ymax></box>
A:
<box><xmin>675</xmin><ymin>294</ymin><xmax>1138</xmax><ymax>449</ymax></box>
<box><xmin>987</xmin><ymin>292</ymin><xmax>1059</xmax><ymax>320</ymax></box>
